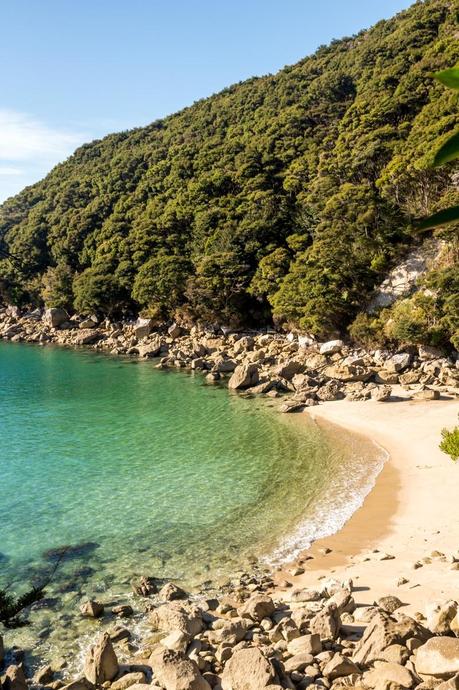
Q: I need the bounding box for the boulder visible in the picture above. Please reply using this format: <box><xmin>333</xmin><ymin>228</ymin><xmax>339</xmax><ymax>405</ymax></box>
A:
<box><xmin>371</xmin><ymin>385</ymin><xmax>392</xmax><ymax>402</ymax></box>
<box><xmin>73</xmin><ymin>329</ymin><xmax>102</xmax><ymax>345</ymax></box>
<box><xmin>377</xmin><ymin>596</ymin><xmax>404</xmax><ymax>614</ymax></box>
<box><xmin>80</xmin><ymin>599</ymin><xmax>104</xmax><ymax>618</ymax></box>
<box><xmin>137</xmin><ymin>343</ymin><xmax>162</xmax><ymax>358</ymax></box>
<box><xmin>168</xmin><ymin>323</ymin><xmax>183</xmax><ymax>339</ymax></box>
<box><xmin>316</xmin><ymin>381</ymin><xmax>344</xmax><ymax>401</ymax></box>
<box><xmin>159</xmin><ymin>583</ymin><xmax>188</xmax><ymax>601</ymax></box>
<box><xmin>419</xmin><ymin>345</ymin><xmax>445</xmax><ymax>361</ymax></box>
<box><xmin>221</xmin><ymin>647</ymin><xmax>276</xmax><ymax>690</ymax></box>
<box><xmin>2</xmin><ymin>666</ymin><xmax>27</xmax><ymax>690</ymax></box>
<box><xmin>274</xmin><ymin>360</ymin><xmax>304</xmax><ymax>381</ymax></box>
<box><xmin>228</xmin><ymin>363</ymin><xmax>259</xmax><ymax>390</ymax></box>
<box><xmin>283</xmin><ymin>653</ymin><xmax>314</xmax><ymax>673</ymax></box>
<box><xmin>149</xmin><ymin>648</ymin><xmax>210</xmax><ymax>690</ymax></box>
<box><xmin>320</xmin><ymin>340</ymin><xmax>344</xmax><ymax>355</ymax></box>
<box><xmin>132</xmin><ymin>575</ymin><xmax>158</xmax><ymax>596</ymax></box>
<box><xmin>44</xmin><ymin>308</ymin><xmax>69</xmax><ymax>328</ymax></box>
<box><xmin>415</xmin><ymin>637</ymin><xmax>459</xmax><ymax>679</ymax></box>
<box><xmin>134</xmin><ymin>318</ymin><xmax>153</xmax><ymax>339</ymax></box>
<box><xmin>310</xmin><ymin>603</ymin><xmax>341</xmax><ymax>641</ymax></box>
<box><xmin>239</xmin><ymin>594</ymin><xmax>275</xmax><ymax>622</ymax></box>
<box><xmin>111</xmin><ymin>674</ymin><xmax>147</xmax><ymax>690</ymax></box>
<box><xmin>436</xmin><ymin>675</ymin><xmax>459</xmax><ymax>690</ymax></box>
<box><xmin>353</xmin><ymin>612</ymin><xmax>431</xmax><ymax>667</ymax></box>
<box><xmin>386</xmin><ymin>353</ymin><xmax>411</xmax><ymax>373</ymax></box>
<box><xmin>161</xmin><ymin>630</ymin><xmax>191</xmax><ymax>653</ymax></box>
<box><xmin>322</xmin><ymin>654</ymin><xmax>360</xmax><ymax>680</ymax></box>
<box><xmin>33</xmin><ymin>666</ymin><xmax>55</xmax><ymax>685</ymax></box>
<box><xmin>412</xmin><ymin>388</ymin><xmax>440</xmax><ymax>401</ymax></box>
<box><xmin>324</xmin><ymin>364</ymin><xmax>371</xmax><ymax>382</ymax></box>
<box><xmin>426</xmin><ymin>601</ymin><xmax>458</xmax><ymax>635</ymax></box>
<box><xmin>363</xmin><ymin>661</ymin><xmax>415</xmax><ymax>689</ymax></box>
<box><xmin>79</xmin><ymin>319</ymin><xmax>97</xmax><ymax>329</ymax></box>
<box><xmin>149</xmin><ymin>602</ymin><xmax>204</xmax><ymax>637</ymax></box>
<box><xmin>0</xmin><ymin>634</ymin><xmax>3</xmax><ymax>666</ymax></box>
<box><xmin>287</xmin><ymin>633</ymin><xmax>322</xmax><ymax>656</ymax></box>
<box><xmin>84</xmin><ymin>632</ymin><xmax>119</xmax><ymax>685</ymax></box>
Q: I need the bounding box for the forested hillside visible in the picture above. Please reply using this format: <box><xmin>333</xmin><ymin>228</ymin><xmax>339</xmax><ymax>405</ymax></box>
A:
<box><xmin>1</xmin><ymin>0</ymin><xmax>458</xmax><ymax>347</ymax></box>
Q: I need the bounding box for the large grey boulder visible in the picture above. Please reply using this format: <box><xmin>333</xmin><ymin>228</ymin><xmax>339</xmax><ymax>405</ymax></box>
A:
<box><xmin>386</xmin><ymin>353</ymin><xmax>411</xmax><ymax>373</ymax></box>
<box><xmin>228</xmin><ymin>363</ymin><xmax>259</xmax><ymax>390</ymax></box>
<box><xmin>221</xmin><ymin>647</ymin><xmax>277</xmax><ymax>690</ymax></box>
<box><xmin>44</xmin><ymin>307</ymin><xmax>69</xmax><ymax>328</ymax></box>
<box><xmin>415</xmin><ymin>637</ymin><xmax>459</xmax><ymax>679</ymax></box>
<box><xmin>84</xmin><ymin>632</ymin><xmax>118</xmax><ymax>685</ymax></box>
<box><xmin>149</xmin><ymin>648</ymin><xmax>210</xmax><ymax>690</ymax></box>
<box><xmin>134</xmin><ymin>318</ymin><xmax>153</xmax><ymax>339</ymax></box>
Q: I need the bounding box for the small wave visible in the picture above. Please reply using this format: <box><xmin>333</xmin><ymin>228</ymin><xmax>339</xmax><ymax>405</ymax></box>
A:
<box><xmin>265</xmin><ymin>437</ymin><xmax>388</xmax><ymax>566</ymax></box>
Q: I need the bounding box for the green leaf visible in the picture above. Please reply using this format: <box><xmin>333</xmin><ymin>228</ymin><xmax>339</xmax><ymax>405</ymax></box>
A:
<box><xmin>433</xmin><ymin>130</ymin><xmax>459</xmax><ymax>166</ymax></box>
<box><xmin>413</xmin><ymin>205</ymin><xmax>459</xmax><ymax>231</ymax></box>
<box><xmin>433</xmin><ymin>68</ymin><xmax>459</xmax><ymax>90</ymax></box>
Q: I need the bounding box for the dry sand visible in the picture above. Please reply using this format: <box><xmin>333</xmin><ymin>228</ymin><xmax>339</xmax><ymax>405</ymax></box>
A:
<box><xmin>275</xmin><ymin>388</ymin><xmax>459</xmax><ymax>617</ymax></box>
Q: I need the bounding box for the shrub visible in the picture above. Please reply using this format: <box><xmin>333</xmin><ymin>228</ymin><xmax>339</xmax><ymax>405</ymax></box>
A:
<box><xmin>440</xmin><ymin>426</ymin><xmax>459</xmax><ymax>462</ymax></box>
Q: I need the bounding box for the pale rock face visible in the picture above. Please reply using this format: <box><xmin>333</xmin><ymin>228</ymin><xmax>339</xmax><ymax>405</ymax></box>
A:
<box><xmin>415</xmin><ymin>637</ymin><xmax>459</xmax><ymax>679</ymax></box>
<box><xmin>385</xmin><ymin>352</ymin><xmax>411</xmax><ymax>373</ymax></box>
<box><xmin>83</xmin><ymin>632</ymin><xmax>119</xmax><ymax>685</ymax></box>
<box><xmin>363</xmin><ymin>660</ymin><xmax>414</xmax><ymax>689</ymax></box>
<box><xmin>319</xmin><ymin>339</ymin><xmax>344</xmax><ymax>355</ymax></box>
<box><xmin>227</xmin><ymin>363</ymin><xmax>259</xmax><ymax>389</ymax></box>
<box><xmin>287</xmin><ymin>633</ymin><xmax>322</xmax><ymax>656</ymax></box>
<box><xmin>149</xmin><ymin>602</ymin><xmax>204</xmax><ymax>637</ymax></box>
<box><xmin>221</xmin><ymin>647</ymin><xmax>276</xmax><ymax>690</ymax></box>
<box><xmin>353</xmin><ymin>612</ymin><xmax>430</xmax><ymax>666</ymax></box>
<box><xmin>322</xmin><ymin>653</ymin><xmax>360</xmax><ymax>680</ymax></box>
<box><xmin>159</xmin><ymin>582</ymin><xmax>188</xmax><ymax>601</ymax></box>
<box><xmin>309</xmin><ymin>603</ymin><xmax>341</xmax><ymax>642</ymax></box>
<box><xmin>110</xmin><ymin>672</ymin><xmax>147</xmax><ymax>690</ymax></box>
<box><xmin>239</xmin><ymin>594</ymin><xmax>275</xmax><ymax>622</ymax></box>
<box><xmin>134</xmin><ymin>318</ymin><xmax>153</xmax><ymax>339</ymax></box>
<box><xmin>426</xmin><ymin>600</ymin><xmax>458</xmax><ymax>635</ymax></box>
<box><xmin>371</xmin><ymin>384</ymin><xmax>392</xmax><ymax>401</ymax></box>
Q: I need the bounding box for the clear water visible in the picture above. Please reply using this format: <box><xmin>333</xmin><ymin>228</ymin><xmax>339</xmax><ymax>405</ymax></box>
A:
<box><xmin>0</xmin><ymin>341</ymin><xmax>383</xmax><ymax>665</ymax></box>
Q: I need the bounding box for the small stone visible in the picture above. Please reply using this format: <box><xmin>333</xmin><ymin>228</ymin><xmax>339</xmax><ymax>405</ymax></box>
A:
<box><xmin>80</xmin><ymin>600</ymin><xmax>104</xmax><ymax>618</ymax></box>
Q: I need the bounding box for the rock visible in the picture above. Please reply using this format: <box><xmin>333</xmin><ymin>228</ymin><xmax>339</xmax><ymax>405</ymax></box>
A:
<box><xmin>284</xmin><ymin>653</ymin><xmax>315</xmax><ymax>673</ymax></box>
<box><xmin>227</xmin><ymin>363</ymin><xmax>259</xmax><ymax>390</ymax></box>
<box><xmin>84</xmin><ymin>632</ymin><xmax>119</xmax><ymax>685</ymax></box>
<box><xmin>353</xmin><ymin>612</ymin><xmax>431</xmax><ymax>667</ymax></box>
<box><xmin>34</xmin><ymin>666</ymin><xmax>55</xmax><ymax>685</ymax></box>
<box><xmin>412</xmin><ymin>388</ymin><xmax>440</xmax><ymax>401</ymax></box>
<box><xmin>111</xmin><ymin>673</ymin><xmax>147</xmax><ymax>690</ymax></box>
<box><xmin>134</xmin><ymin>318</ymin><xmax>153</xmax><ymax>339</ymax></box>
<box><xmin>324</xmin><ymin>364</ymin><xmax>371</xmax><ymax>382</ymax></box>
<box><xmin>149</xmin><ymin>648</ymin><xmax>210</xmax><ymax>690</ymax></box>
<box><xmin>426</xmin><ymin>601</ymin><xmax>458</xmax><ymax>635</ymax></box>
<box><xmin>74</xmin><ymin>328</ymin><xmax>103</xmax><ymax>345</ymax></box>
<box><xmin>0</xmin><ymin>634</ymin><xmax>3</xmax><ymax>666</ymax></box>
<box><xmin>363</xmin><ymin>661</ymin><xmax>415</xmax><ymax>689</ymax></box>
<box><xmin>149</xmin><ymin>602</ymin><xmax>204</xmax><ymax>637</ymax></box>
<box><xmin>79</xmin><ymin>319</ymin><xmax>97</xmax><ymax>329</ymax></box>
<box><xmin>377</xmin><ymin>596</ymin><xmax>404</xmax><ymax>614</ymax></box>
<box><xmin>44</xmin><ymin>308</ymin><xmax>69</xmax><ymax>328</ymax></box>
<box><xmin>287</xmin><ymin>634</ymin><xmax>322</xmax><ymax>656</ymax></box>
<box><xmin>108</xmin><ymin>625</ymin><xmax>131</xmax><ymax>642</ymax></box>
<box><xmin>137</xmin><ymin>343</ymin><xmax>162</xmax><ymax>358</ymax></box>
<box><xmin>168</xmin><ymin>323</ymin><xmax>182</xmax><ymax>339</ymax></box>
<box><xmin>436</xmin><ymin>675</ymin><xmax>459</xmax><ymax>690</ymax></box>
<box><xmin>221</xmin><ymin>647</ymin><xmax>276</xmax><ymax>690</ymax></box>
<box><xmin>415</xmin><ymin>637</ymin><xmax>459</xmax><ymax>679</ymax></box>
<box><xmin>371</xmin><ymin>385</ymin><xmax>392</xmax><ymax>402</ymax></box>
<box><xmin>3</xmin><ymin>666</ymin><xmax>27</xmax><ymax>690</ymax></box>
<box><xmin>310</xmin><ymin>603</ymin><xmax>341</xmax><ymax>641</ymax></box>
<box><xmin>274</xmin><ymin>360</ymin><xmax>304</xmax><ymax>380</ymax></box>
<box><xmin>239</xmin><ymin>594</ymin><xmax>275</xmax><ymax>622</ymax></box>
<box><xmin>379</xmin><ymin>644</ymin><xmax>411</xmax><ymax>666</ymax></box>
<box><xmin>112</xmin><ymin>605</ymin><xmax>134</xmax><ymax>617</ymax></box>
<box><xmin>288</xmin><ymin>588</ymin><xmax>322</xmax><ymax>603</ymax></box>
<box><xmin>419</xmin><ymin>345</ymin><xmax>445</xmax><ymax>361</ymax></box>
<box><xmin>159</xmin><ymin>583</ymin><xmax>188</xmax><ymax>601</ymax></box>
<box><xmin>322</xmin><ymin>654</ymin><xmax>360</xmax><ymax>680</ymax></box>
<box><xmin>161</xmin><ymin>630</ymin><xmax>191</xmax><ymax>653</ymax></box>
<box><xmin>80</xmin><ymin>599</ymin><xmax>104</xmax><ymax>618</ymax></box>
<box><xmin>320</xmin><ymin>340</ymin><xmax>344</xmax><ymax>355</ymax></box>
<box><xmin>316</xmin><ymin>380</ymin><xmax>344</xmax><ymax>401</ymax></box>
<box><xmin>375</xmin><ymin>370</ymin><xmax>400</xmax><ymax>384</ymax></box>
<box><xmin>386</xmin><ymin>353</ymin><xmax>411</xmax><ymax>373</ymax></box>
<box><xmin>132</xmin><ymin>575</ymin><xmax>158</xmax><ymax>597</ymax></box>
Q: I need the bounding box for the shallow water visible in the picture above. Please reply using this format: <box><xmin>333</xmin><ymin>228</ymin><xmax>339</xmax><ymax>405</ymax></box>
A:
<box><xmin>0</xmin><ymin>341</ymin><xmax>383</xmax><ymax>665</ymax></box>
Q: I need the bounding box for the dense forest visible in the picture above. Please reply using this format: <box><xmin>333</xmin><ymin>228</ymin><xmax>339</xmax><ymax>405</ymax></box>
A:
<box><xmin>0</xmin><ymin>0</ymin><xmax>458</xmax><ymax>347</ymax></box>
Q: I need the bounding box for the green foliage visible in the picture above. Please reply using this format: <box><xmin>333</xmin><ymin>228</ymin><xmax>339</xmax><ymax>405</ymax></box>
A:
<box><xmin>0</xmin><ymin>0</ymin><xmax>457</xmax><ymax>339</ymax></box>
<box><xmin>433</xmin><ymin>67</ymin><xmax>459</xmax><ymax>90</ymax></box>
<box><xmin>440</xmin><ymin>426</ymin><xmax>459</xmax><ymax>461</ymax></box>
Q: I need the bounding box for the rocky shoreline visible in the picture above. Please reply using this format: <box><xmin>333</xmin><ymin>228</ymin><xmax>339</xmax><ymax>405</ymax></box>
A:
<box><xmin>1</xmin><ymin>306</ymin><xmax>458</xmax><ymax>409</ymax></box>
<box><xmin>2</xmin><ymin>548</ymin><xmax>459</xmax><ymax>690</ymax></box>
<box><xmin>2</xmin><ymin>306</ymin><xmax>459</xmax><ymax>689</ymax></box>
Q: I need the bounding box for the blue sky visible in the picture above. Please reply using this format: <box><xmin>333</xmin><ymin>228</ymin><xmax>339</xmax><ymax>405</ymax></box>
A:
<box><xmin>0</xmin><ymin>0</ymin><xmax>413</xmax><ymax>202</ymax></box>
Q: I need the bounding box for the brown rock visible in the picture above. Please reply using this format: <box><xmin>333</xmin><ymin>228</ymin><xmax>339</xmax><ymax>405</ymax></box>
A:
<box><xmin>322</xmin><ymin>654</ymin><xmax>360</xmax><ymax>680</ymax></box>
<box><xmin>353</xmin><ymin>612</ymin><xmax>430</xmax><ymax>667</ymax></box>
<box><xmin>149</xmin><ymin>648</ymin><xmax>210</xmax><ymax>690</ymax></box>
<box><xmin>239</xmin><ymin>594</ymin><xmax>275</xmax><ymax>622</ymax></box>
<box><xmin>84</xmin><ymin>632</ymin><xmax>119</xmax><ymax>685</ymax></box>
<box><xmin>363</xmin><ymin>660</ymin><xmax>415</xmax><ymax>689</ymax></box>
<box><xmin>3</xmin><ymin>666</ymin><xmax>27</xmax><ymax>690</ymax></box>
<box><xmin>221</xmin><ymin>647</ymin><xmax>276</xmax><ymax>690</ymax></box>
<box><xmin>33</xmin><ymin>666</ymin><xmax>54</xmax><ymax>685</ymax></box>
<box><xmin>111</xmin><ymin>673</ymin><xmax>147</xmax><ymax>690</ymax></box>
<box><xmin>131</xmin><ymin>575</ymin><xmax>158</xmax><ymax>597</ymax></box>
<box><xmin>228</xmin><ymin>363</ymin><xmax>259</xmax><ymax>390</ymax></box>
<box><xmin>149</xmin><ymin>602</ymin><xmax>204</xmax><ymax>637</ymax></box>
<box><xmin>287</xmin><ymin>634</ymin><xmax>322</xmax><ymax>656</ymax></box>
<box><xmin>283</xmin><ymin>653</ymin><xmax>315</xmax><ymax>673</ymax></box>
<box><xmin>310</xmin><ymin>603</ymin><xmax>341</xmax><ymax>641</ymax></box>
<box><xmin>415</xmin><ymin>637</ymin><xmax>459</xmax><ymax>679</ymax></box>
<box><xmin>80</xmin><ymin>600</ymin><xmax>104</xmax><ymax>618</ymax></box>
<box><xmin>159</xmin><ymin>583</ymin><xmax>188</xmax><ymax>601</ymax></box>
<box><xmin>377</xmin><ymin>596</ymin><xmax>404</xmax><ymax>614</ymax></box>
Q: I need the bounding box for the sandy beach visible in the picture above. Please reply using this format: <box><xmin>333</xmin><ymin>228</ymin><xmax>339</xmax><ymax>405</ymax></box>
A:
<box><xmin>275</xmin><ymin>388</ymin><xmax>459</xmax><ymax>616</ymax></box>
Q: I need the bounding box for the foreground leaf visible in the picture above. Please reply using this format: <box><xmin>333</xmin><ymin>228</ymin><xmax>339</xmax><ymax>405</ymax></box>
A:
<box><xmin>413</xmin><ymin>205</ymin><xmax>459</xmax><ymax>231</ymax></box>
<box><xmin>433</xmin><ymin>67</ymin><xmax>459</xmax><ymax>90</ymax></box>
<box><xmin>433</xmin><ymin>130</ymin><xmax>459</xmax><ymax>166</ymax></box>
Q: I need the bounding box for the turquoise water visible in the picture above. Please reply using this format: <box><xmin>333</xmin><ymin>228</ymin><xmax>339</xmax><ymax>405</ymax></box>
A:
<box><xmin>0</xmin><ymin>341</ymin><xmax>382</xmax><ymax>663</ymax></box>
